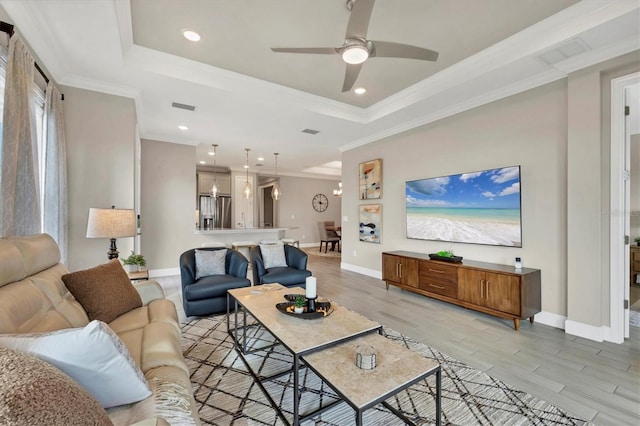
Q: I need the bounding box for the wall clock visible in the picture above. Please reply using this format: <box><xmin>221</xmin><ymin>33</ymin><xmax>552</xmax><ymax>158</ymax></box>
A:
<box><xmin>312</xmin><ymin>193</ymin><xmax>328</xmax><ymax>212</ymax></box>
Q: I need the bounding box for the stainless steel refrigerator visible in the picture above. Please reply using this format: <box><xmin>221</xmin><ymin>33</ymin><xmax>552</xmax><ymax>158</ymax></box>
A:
<box><xmin>199</xmin><ymin>194</ymin><xmax>231</xmax><ymax>229</ymax></box>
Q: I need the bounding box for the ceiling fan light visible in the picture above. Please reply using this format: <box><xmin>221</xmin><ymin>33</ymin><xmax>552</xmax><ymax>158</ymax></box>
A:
<box><xmin>342</xmin><ymin>45</ymin><xmax>369</xmax><ymax>64</ymax></box>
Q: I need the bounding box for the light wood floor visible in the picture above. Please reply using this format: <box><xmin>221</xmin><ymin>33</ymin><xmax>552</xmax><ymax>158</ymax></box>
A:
<box><xmin>158</xmin><ymin>254</ymin><xmax>640</xmax><ymax>425</ymax></box>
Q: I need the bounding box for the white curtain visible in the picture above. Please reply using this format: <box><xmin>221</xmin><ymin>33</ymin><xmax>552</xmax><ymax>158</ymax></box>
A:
<box><xmin>43</xmin><ymin>82</ymin><xmax>68</xmax><ymax>263</ymax></box>
<box><xmin>0</xmin><ymin>35</ymin><xmax>39</xmax><ymax>237</ymax></box>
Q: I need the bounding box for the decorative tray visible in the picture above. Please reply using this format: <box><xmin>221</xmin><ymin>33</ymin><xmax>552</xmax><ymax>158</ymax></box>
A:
<box><xmin>276</xmin><ymin>296</ymin><xmax>333</xmax><ymax>320</ymax></box>
<box><xmin>428</xmin><ymin>253</ymin><xmax>463</xmax><ymax>263</ymax></box>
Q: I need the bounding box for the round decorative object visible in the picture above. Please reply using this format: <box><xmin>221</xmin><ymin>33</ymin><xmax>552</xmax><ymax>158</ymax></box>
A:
<box><xmin>312</xmin><ymin>193</ymin><xmax>328</xmax><ymax>212</ymax></box>
<box><xmin>355</xmin><ymin>345</ymin><xmax>376</xmax><ymax>370</ymax></box>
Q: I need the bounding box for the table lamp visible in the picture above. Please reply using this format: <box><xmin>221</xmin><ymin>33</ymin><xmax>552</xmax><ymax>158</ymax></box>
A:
<box><xmin>86</xmin><ymin>206</ymin><xmax>136</xmax><ymax>260</ymax></box>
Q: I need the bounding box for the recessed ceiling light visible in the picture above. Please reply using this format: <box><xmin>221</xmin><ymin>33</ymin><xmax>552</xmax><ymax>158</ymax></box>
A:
<box><xmin>178</xmin><ymin>125</ymin><xmax>188</xmax><ymax>131</ymax></box>
<box><xmin>182</xmin><ymin>29</ymin><xmax>201</xmax><ymax>42</ymax></box>
<box><xmin>199</xmin><ymin>161</ymin><xmax>206</xmax><ymax>165</ymax></box>
<box><xmin>208</xmin><ymin>151</ymin><xmax>215</xmax><ymax>156</ymax></box>
<box><xmin>257</xmin><ymin>157</ymin><xmax>264</xmax><ymax>162</ymax></box>
<box><xmin>244</xmin><ymin>165</ymin><xmax>249</xmax><ymax>169</ymax></box>
<box><xmin>354</xmin><ymin>87</ymin><xmax>366</xmax><ymax>95</ymax></box>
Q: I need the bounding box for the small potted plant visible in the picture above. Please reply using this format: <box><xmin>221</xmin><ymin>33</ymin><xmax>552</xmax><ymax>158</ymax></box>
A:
<box><xmin>635</xmin><ymin>236</ymin><xmax>640</xmax><ymax>247</ymax></box>
<box><xmin>294</xmin><ymin>294</ymin><xmax>306</xmax><ymax>314</ymax></box>
<box><xmin>122</xmin><ymin>251</ymin><xmax>146</xmax><ymax>272</ymax></box>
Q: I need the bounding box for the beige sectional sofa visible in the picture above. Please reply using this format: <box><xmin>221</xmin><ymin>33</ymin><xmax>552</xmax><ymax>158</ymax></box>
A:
<box><xmin>0</xmin><ymin>234</ymin><xmax>200</xmax><ymax>425</ymax></box>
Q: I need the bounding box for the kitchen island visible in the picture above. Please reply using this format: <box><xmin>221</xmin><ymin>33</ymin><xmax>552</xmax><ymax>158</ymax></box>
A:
<box><xmin>194</xmin><ymin>227</ymin><xmax>294</xmax><ymax>247</ymax></box>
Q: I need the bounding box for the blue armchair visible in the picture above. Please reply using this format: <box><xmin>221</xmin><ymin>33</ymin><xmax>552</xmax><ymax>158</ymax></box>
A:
<box><xmin>250</xmin><ymin>244</ymin><xmax>312</xmax><ymax>288</ymax></box>
<box><xmin>180</xmin><ymin>247</ymin><xmax>251</xmax><ymax>316</ymax></box>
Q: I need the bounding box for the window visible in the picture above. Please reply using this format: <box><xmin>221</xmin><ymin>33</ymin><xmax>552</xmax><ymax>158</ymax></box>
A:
<box><xmin>0</xmin><ymin>43</ymin><xmax>7</xmax><ymax>158</ymax></box>
<box><xmin>33</xmin><ymin>83</ymin><xmax>45</xmax><ymax>227</ymax></box>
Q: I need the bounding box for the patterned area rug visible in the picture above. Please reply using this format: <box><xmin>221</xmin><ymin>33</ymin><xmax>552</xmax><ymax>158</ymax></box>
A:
<box><xmin>181</xmin><ymin>316</ymin><xmax>586</xmax><ymax>426</ymax></box>
<box><xmin>303</xmin><ymin>247</ymin><xmax>341</xmax><ymax>258</ymax></box>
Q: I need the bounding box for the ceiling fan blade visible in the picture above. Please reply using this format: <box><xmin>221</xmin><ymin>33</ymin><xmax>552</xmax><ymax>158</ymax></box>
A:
<box><xmin>342</xmin><ymin>63</ymin><xmax>363</xmax><ymax>92</ymax></box>
<box><xmin>271</xmin><ymin>47</ymin><xmax>340</xmax><ymax>55</ymax></box>
<box><xmin>346</xmin><ymin>0</ymin><xmax>375</xmax><ymax>39</ymax></box>
<box><xmin>370</xmin><ymin>41</ymin><xmax>439</xmax><ymax>61</ymax></box>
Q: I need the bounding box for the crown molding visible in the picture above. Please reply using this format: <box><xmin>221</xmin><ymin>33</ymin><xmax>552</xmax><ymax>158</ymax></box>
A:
<box><xmin>363</xmin><ymin>0</ymin><xmax>639</xmax><ymax>123</ymax></box>
<box><xmin>340</xmin><ymin>68</ymin><xmax>566</xmax><ymax>153</ymax></box>
<box><xmin>59</xmin><ymin>74</ymin><xmax>140</xmax><ymax>99</ymax></box>
<box><xmin>0</xmin><ymin>0</ymin><xmax>67</xmax><ymax>81</ymax></box>
<box><xmin>553</xmin><ymin>35</ymin><xmax>640</xmax><ymax>74</ymax></box>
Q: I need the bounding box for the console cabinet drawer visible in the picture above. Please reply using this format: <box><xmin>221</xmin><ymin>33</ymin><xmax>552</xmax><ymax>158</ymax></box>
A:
<box><xmin>419</xmin><ymin>277</ymin><xmax>457</xmax><ymax>298</ymax></box>
<box><xmin>420</xmin><ymin>261</ymin><xmax>457</xmax><ymax>283</ymax></box>
<box><xmin>419</xmin><ymin>261</ymin><xmax>457</xmax><ymax>297</ymax></box>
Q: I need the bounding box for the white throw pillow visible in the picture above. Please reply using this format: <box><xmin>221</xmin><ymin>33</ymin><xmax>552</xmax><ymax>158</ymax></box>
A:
<box><xmin>0</xmin><ymin>320</ymin><xmax>151</xmax><ymax>408</ymax></box>
<box><xmin>260</xmin><ymin>243</ymin><xmax>288</xmax><ymax>269</ymax></box>
<box><xmin>195</xmin><ymin>249</ymin><xmax>227</xmax><ymax>279</ymax></box>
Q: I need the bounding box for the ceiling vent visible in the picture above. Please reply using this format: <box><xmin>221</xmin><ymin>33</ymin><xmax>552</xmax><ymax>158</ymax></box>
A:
<box><xmin>537</xmin><ymin>38</ymin><xmax>589</xmax><ymax>66</ymax></box>
<box><xmin>171</xmin><ymin>102</ymin><xmax>196</xmax><ymax>112</ymax></box>
<box><xmin>301</xmin><ymin>128</ymin><xmax>320</xmax><ymax>135</ymax></box>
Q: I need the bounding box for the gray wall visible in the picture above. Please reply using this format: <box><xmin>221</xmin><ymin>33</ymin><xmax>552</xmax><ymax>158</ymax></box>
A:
<box><xmin>340</xmin><ymin>51</ymin><xmax>640</xmax><ymax>332</ymax></box>
<box><xmin>342</xmin><ymin>80</ymin><xmax>568</xmax><ymax>317</ymax></box>
<box><xmin>632</xmin><ymin>134</ymin><xmax>640</xmax><ymax>240</ymax></box>
<box><xmin>63</xmin><ymin>86</ymin><xmax>136</xmax><ymax>271</ymax></box>
<box><xmin>139</xmin><ymin>139</ymin><xmax>341</xmax><ymax>271</ymax></box>
<box><xmin>276</xmin><ymin>175</ymin><xmax>342</xmax><ymax>245</ymax></box>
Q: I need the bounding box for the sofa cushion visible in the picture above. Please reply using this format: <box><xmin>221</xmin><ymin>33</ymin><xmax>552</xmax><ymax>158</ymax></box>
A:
<box><xmin>260</xmin><ymin>243</ymin><xmax>287</xmax><ymax>269</ymax></box>
<box><xmin>0</xmin><ymin>320</ymin><xmax>151</xmax><ymax>408</ymax></box>
<box><xmin>62</xmin><ymin>259</ymin><xmax>142</xmax><ymax>323</ymax></box>
<box><xmin>0</xmin><ymin>347</ymin><xmax>113</xmax><ymax>426</ymax></box>
<box><xmin>194</xmin><ymin>249</ymin><xmax>226</xmax><ymax>279</ymax></box>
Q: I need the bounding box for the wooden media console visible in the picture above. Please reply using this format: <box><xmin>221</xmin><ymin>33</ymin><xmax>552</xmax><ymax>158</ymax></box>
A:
<box><xmin>382</xmin><ymin>251</ymin><xmax>541</xmax><ymax>330</ymax></box>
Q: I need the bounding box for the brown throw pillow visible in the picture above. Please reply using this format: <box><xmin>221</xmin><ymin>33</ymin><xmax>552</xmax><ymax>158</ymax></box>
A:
<box><xmin>62</xmin><ymin>259</ymin><xmax>142</xmax><ymax>323</ymax></box>
<box><xmin>0</xmin><ymin>347</ymin><xmax>113</xmax><ymax>426</ymax></box>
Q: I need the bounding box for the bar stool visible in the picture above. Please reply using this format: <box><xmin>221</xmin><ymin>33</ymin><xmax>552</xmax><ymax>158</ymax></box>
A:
<box><xmin>201</xmin><ymin>242</ymin><xmax>227</xmax><ymax>248</ymax></box>
<box><xmin>231</xmin><ymin>241</ymin><xmax>257</xmax><ymax>263</ymax></box>
<box><xmin>281</xmin><ymin>237</ymin><xmax>299</xmax><ymax>248</ymax></box>
<box><xmin>259</xmin><ymin>240</ymin><xmax>280</xmax><ymax>245</ymax></box>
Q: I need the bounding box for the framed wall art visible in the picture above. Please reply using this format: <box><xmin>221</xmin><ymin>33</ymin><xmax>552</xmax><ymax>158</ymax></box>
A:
<box><xmin>359</xmin><ymin>158</ymin><xmax>382</xmax><ymax>200</ymax></box>
<box><xmin>359</xmin><ymin>204</ymin><xmax>381</xmax><ymax>244</ymax></box>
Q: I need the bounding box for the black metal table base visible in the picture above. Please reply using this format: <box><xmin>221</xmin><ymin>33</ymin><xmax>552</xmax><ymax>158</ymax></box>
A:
<box><xmin>226</xmin><ymin>292</ymin><xmax>441</xmax><ymax>425</ymax></box>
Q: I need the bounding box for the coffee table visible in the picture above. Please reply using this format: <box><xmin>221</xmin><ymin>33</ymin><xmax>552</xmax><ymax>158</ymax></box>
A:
<box><xmin>227</xmin><ymin>284</ymin><xmax>441</xmax><ymax>425</ymax></box>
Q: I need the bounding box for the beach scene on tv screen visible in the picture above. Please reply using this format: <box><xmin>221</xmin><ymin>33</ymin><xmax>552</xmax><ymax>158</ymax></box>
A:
<box><xmin>406</xmin><ymin>166</ymin><xmax>522</xmax><ymax>247</ymax></box>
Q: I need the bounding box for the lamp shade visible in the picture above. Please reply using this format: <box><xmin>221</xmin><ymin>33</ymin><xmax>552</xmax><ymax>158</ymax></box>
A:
<box><xmin>86</xmin><ymin>208</ymin><xmax>136</xmax><ymax>239</ymax></box>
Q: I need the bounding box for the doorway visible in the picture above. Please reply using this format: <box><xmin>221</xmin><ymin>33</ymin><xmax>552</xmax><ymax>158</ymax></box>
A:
<box><xmin>610</xmin><ymin>73</ymin><xmax>640</xmax><ymax>342</ymax></box>
<box><xmin>259</xmin><ymin>181</ymin><xmax>279</xmax><ymax>228</ymax></box>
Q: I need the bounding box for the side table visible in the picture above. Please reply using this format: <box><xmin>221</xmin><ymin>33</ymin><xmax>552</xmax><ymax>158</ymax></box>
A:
<box><xmin>127</xmin><ymin>270</ymin><xmax>149</xmax><ymax>282</ymax></box>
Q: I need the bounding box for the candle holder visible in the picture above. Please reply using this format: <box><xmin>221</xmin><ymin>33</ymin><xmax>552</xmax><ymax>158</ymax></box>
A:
<box><xmin>355</xmin><ymin>345</ymin><xmax>376</xmax><ymax>370</ymax></box>
<box><xmin>306</xmin><ymin>296</ymin><xmax>317</xmax><ymax>313</ymax></box>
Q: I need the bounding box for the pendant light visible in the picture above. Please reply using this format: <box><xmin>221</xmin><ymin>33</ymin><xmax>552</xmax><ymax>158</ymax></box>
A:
<box><xmin>333</xmin><ymin>182</ymin><xmax>342</xmax><ymax>197</ymax></box>
<box><xmin>243</xmin><ymin>148</ymin><xmax>252</xmax><ymax>199</ymax></box>
<box><xmin>210</xmin><ymin>144</ymin><xmax>219</xmax><ymax>199</ymax></box>
<box><xmin>271</xmin><ymin>152</ymin><xmax>281</xmax><ymax>201</ymax></box>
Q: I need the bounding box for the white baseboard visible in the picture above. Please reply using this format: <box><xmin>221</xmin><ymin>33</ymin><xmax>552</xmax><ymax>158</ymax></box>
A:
<box><xmin>564</xmin><ymin>319</ymin><xmax>606</xmax><ymax>342</ymax></box>
<box><xmin>535</xmin><ymin>311</ymin><xmax>566</xmax><ymax>330</ymax></box>
<box><xmin>150</xmin><ymin>267</ymin><xmax>180</xmax><ymax>278</ymax></box>
<box><xmin>340</xmin><ymin>262</ymin><xmax>382</xmax><ymax>279</ymax></box>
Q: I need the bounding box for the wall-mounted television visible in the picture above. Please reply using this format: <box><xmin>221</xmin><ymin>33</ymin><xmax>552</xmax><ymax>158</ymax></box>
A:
<box><xmin>405</xmin><ymin>166</ymin><xmax>522</xmax><ymax>247</ymax></box>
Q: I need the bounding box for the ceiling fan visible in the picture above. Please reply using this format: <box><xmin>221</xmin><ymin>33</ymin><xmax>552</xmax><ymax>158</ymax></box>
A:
<box><xmin>270</xmin><ymin>0</ymin><xmax>439</xmax><ymax>92</ymax></box>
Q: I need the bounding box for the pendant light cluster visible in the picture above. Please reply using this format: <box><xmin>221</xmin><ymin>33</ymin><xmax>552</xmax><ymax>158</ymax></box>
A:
<box><xmin>243</xmin><ymin>148</ymin><xmax>252</xmax><ymax>199</ymax></box>
<box><xmin>210</xmin><ymin>144</ymin><xmax>218</xmax><ymax>198</ymax></box>
<box><xmin>271</xmin><ymin>153</ymin><xmax>281</xmax><ymax>201</ymax></box>
<box><xmin>333</xmin><ymin>182</ymin><xmax>342</xmax><ymax>197</ymax></box>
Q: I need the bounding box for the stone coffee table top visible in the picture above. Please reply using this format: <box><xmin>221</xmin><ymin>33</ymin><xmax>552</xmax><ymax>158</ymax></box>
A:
<box><xmin>302</xmin><ymin>331</ymin><xmax>440</xmax><ymax>410</ymax></box>
<box><xmin>228</xmin><ymin>284</ymin><xmax>381</xmax><ymax>354</ymax></box>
